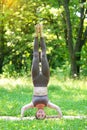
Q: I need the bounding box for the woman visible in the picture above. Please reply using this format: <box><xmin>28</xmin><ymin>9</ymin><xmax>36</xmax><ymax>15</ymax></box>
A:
<box><xmin>21</xmin><ymin>24</ymin><xmax>62</xmax><ymax>119</ymax></box>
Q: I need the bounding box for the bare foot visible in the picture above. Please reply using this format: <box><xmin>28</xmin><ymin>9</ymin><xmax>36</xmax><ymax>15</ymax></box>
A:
<box><xmin>39</xmin><ymin>24</ymin><xmax>44</xmax><ymax>37</ymax></box>
<box><xmin>35</xmin><ymin>24</ymin><xmax>39</xmax><ymax>37</ymax></box>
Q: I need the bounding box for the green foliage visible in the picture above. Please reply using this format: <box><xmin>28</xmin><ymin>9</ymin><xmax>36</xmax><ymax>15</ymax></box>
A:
<box><xmin>0</xmin><ymin>0</ymin><xmax>87</xmax><ymax>77</ymax></box>
<box><xmin>81</xmin><ymin>42</ymin><xmax>87</xmax><ymax>76</ymax></box>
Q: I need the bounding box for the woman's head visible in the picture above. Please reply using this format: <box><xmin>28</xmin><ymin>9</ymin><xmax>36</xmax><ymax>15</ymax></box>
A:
<box><xmin>36</xmin><ymin>109</ymin><xmax>46</xmax><ymax>119</ymax></box>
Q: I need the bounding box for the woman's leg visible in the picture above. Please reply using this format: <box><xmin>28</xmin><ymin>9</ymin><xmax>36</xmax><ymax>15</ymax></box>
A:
<box><xmin>40</xmin><ymin>25</ymin><xmax>50</xmax><ymax>79</ymax></box>
<box><xmin>31</xmin><ymin>25</ymin><xmax>39</xmax><ymax>79</ymax></box>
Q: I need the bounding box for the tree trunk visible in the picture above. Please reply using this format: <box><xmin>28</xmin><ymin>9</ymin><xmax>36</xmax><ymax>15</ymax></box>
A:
<box><xmin>63</xmin><ymin>0</ymin><xmax>78</xmax><ymax>78</ymax></box>
<box><xmin>0</xmin><ymin>24</ymin><xmax>5</xmax><ymax>73</ymax></box>
<box><xmin>0</xmin><ymin>57</ymin><xmax>4</xmax><ymax>73</ymax></box>
<box><xmin>0</xmin><ymin>2</ymin><xmax>5</xmax><ymax>74</ymax></box>
<box><xmin>62</xmin><ymin>0</ymin><xmax>87</xmax><ymax>78</ymax></box>
<box><xmin>74</xmin><ymin>0</ymin><xmax>86</xmax><ymax>77</ymax></box>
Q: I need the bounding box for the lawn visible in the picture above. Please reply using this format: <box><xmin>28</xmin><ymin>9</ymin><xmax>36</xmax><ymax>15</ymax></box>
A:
<box><xmin>0</xmin><ymin>76</ymin><xmax>87</xmax><ymax>130</ymax></box>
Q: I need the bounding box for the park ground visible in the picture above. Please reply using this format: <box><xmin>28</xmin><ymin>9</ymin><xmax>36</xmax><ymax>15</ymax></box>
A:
<box><xmin>0</xmin><ymin>76</ymin><xmax>87</xmax><ymax>130</ymax></box>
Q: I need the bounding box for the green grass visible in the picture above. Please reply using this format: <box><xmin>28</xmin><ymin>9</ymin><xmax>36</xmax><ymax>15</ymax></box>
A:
<box><xmin>0</xmin><ymin>76</ymin><xmax>87</xmax><ymax>130</ymax></box>
<box><xmin>0</xmin><ymin>119</ymin><xmax>87</xmax><ymax>130</ymax></box>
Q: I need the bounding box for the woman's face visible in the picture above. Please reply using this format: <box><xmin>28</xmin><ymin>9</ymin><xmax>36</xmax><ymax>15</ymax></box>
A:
<box><xmin>36</xmin><ymin>109</ymin><xmax>46</xmax><ymax>119</ymax></box>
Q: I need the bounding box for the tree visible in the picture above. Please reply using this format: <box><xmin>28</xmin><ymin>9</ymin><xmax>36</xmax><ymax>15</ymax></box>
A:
<box><xmin>0</xmin><ymin>0</ymin><xmax>87</xmax><ymax>77</ymax></box>
<box><xmin>0</xmin><ymin>0</ymin><xmax>6</xmax><ymax>73</ymax></box>
<box><xmin>0</xmin><ymin>0</ymin><xmax>38</xmax><ymax>74</ymax></box>
<box><xmin>58</xmin><ymin>0</ymin><xmax>87</xmax><ymax>78</ymax></box>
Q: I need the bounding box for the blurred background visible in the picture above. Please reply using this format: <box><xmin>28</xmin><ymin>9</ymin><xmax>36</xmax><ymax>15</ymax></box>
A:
<box><xmin>0</xmin><ymin>0</ymin><xmax>87</xmax><ymax>78</ymax></box>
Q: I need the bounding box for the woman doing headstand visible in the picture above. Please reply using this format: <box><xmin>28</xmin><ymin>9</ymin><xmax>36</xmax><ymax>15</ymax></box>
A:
<box><xmin>21</xmin><ymin>24</ymin><xmax>62</xmax><ymax>119</ymax></box>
